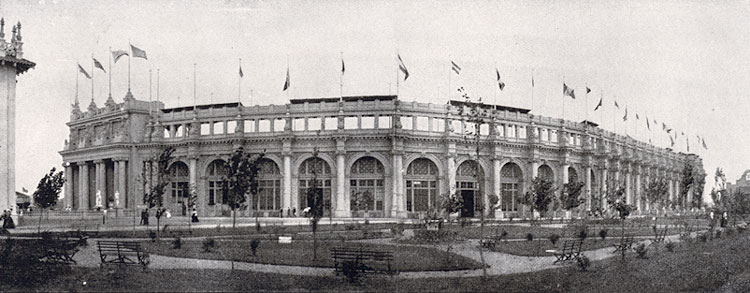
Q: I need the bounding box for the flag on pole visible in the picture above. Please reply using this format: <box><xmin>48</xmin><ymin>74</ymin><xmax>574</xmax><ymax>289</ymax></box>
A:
<box><xmin>563</xmin><ymin>83</ymin><xmax>576</xmax><ymax>99</ymax></box>
<box><xmin>93</xmin><ymin>57</ymin><xmax>106</xmax><ymax>73</ymax></box>
<box><xmin>397</xmin><ymin>54</ymin><xmax>409</xmax><ymax>81</ymax></box>
<box><xmin>646</xmin><ymin>117</ymin><xmax>651</xmax><ymax>130</ymax></box>
<box><xmin>662</xmin><ymin>122</ymin><xmax>667</xmax><ymax>130</ymax></box>
<box><xmin>130</xmin><ymin>44</ymin><xmax>147</xmax><ymax>59</ymax></box>
<box><xmin>687</xmin><ymin>136</ymin><xmax>690</xmax><ymax>152</ymax></box>
<box><xmin>283</xmin><ymin>67</ymin><xmax>290</xmax><ymax>91</ymax></box>
<box><xmin>666</xmin><ymin>128</ymin><xmax>672</xmax><ymax>133</ymax></box>
<box><xmin>495</xmin><ymin>68</ymin><xmax>505</xmax><ymax>91</ymax></box>
<box><xmin>239</xmin><ymin>64</ymin><xmax>244</xmax><ymax>78</ymax></box>
<box><xmin>614</xmin><ymin>101</ymin><xmax>620</xmax><ymax>109</ymax></box>
<box><xmin>636</xmin><ymin>113</ymin><xmax>640</xmax><ymax>120</ymax></box>
<box><xmin>78</xmin><ymin>64</ymin><xmax>91</xmax><ymax>79</ymax></box>
<box><xmin>586</xmin><ymin>87</ymin><xmax>591</xmax><ymax>94</ymax></box>
<box><xmin>341</xmin><ymin>57</ymin><xmax>345</xmax><ymax>75</ymax></box>
<box><xmin>594</xmin><ymin>96</ymin><xmax>602</xmax><ymax>111</ymax></box>
<box><xmin>531</xmin><ymin>73</ymin><xmax>535</xmax><ymax>87</ymax></box>
<box><xmin>670</xmin><ymin>135</ymin><xmax>675</xmax><ymax>147</ymax></box>
<box><xmin>702</xmin><ymin>138</ymin><xmax>707</xmax><ymax>149</ymax></box>
<box><xmin>112</xmin><ymin>50</ymin><xmax>129</xmax><ymax>63</ymax></box>
<box><xmin>451</xmin><ymin>60</ymin><xmax>461</xmax><ymax>74</ymax></box>
<box><xmin>623</xmin><ymin>107</ymin><xmax>628</xmax><ymax>121</ymax></box>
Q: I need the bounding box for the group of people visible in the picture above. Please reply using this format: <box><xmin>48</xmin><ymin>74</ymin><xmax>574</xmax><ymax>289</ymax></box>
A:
<box><xmin>138</xmin><ymin>207</ymin><xmax>200</xmax><ymax>225</ymax></box>
<box><xmin>1</xmin><ymin>209</ymin><xmax>15</xmax><ymax>230</ymax></box>
<box><xmin>279</xmin><ymin>207</ymin><xmax>299</xmax><ymax>218</ymax></box>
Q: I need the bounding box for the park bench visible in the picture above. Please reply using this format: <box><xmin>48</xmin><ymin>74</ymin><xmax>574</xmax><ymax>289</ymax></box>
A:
<box><xmin>679</xmin><ymin>225</ymin><xmax>693</xmax><ymax>239</ymax></box>
<box><xmin>612</xmin><ymin>235</ymin><xmax>634</xmax><ymax>254</ymax></box>
<box><xmin>548</xmin><ymin>239</ymin><xmax>583</xmax><ymax>264</ymax></box>
<box><xmin>97</xmin><ymin>240</ymin><xmax>150</xmax><ymax>269</ymax></box>
<box><xmin>38</xmin><ymin>237</ymin><xmax>81</xmax><ymax>264</ymax></box>
<box><xmin>330</xmin><ymin>246</ymin><xmax>395</xmax><ymax>276</ymax></box>
<box><xmin>652</xmin><ymin>227</ymin><xmax>668</xmax><ymax>244</ymax></box>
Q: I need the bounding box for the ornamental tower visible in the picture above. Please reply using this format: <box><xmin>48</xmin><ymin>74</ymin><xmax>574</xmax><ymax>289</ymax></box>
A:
<box><xmin>0</xmin><ymin>18</ymin><xmax>35</xmax><ymax>216</ymax></box>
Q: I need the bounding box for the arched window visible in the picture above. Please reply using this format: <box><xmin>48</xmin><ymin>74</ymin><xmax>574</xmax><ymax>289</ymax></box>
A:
<box><xmin>253</xmin><ymin>159</ymin><xmax>281</xmax><ymax>212</ymax></box>
<box><xmin>206</xmin><ymin>160</ymin><xmax>228</xmax><ymax>206</ymax></box>
<box><xmin>538</xmin><ymin>164</ymin><xmax>554</xmax><ymax>181</ymax></box>
<box><xmin>350</xmin><ymin>157</ymin><xmax>385</xmax><ymax>215</ymax></box>
<box><xmin>298</xmin><ymin>157</ymin><xmax>332</xmax><ymax>215</ymax></box>
<box><xmin>501</xmin><ymin>162</ymin><xmax>523</xmax><ymax>211</ymax></box>
<box><xmin>568</xmin><ymin>167</ymin><xmax>579</xmax><ymax>183</ymax></box>
<box><xmin>405</xmin><ymin>158</ymin><xmax>439</xmax><ymax>213</ymax></box>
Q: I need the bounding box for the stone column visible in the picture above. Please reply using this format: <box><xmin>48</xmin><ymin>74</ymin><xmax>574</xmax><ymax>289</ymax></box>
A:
<box><xmin>675</xmin><ymin>175</ymin><xmax>681</xmax><ymax>209</ymax></box>
<box><xmin>391</xmin><ymin>153</ymin><xmax>404</xmax><ymax>218</ymax></box>
<box><xmin>189</xmin><ymin>157</ymin><xmax>199</xmax><ymax>213</ymax></box>
<box><xmin>334</xmin><ymin>152</ymin><xmax>348</xmax><ymax>217</ymax></box>
<box><xmin>668</xmin><ymin>177</ymin><xmax>674</xmax><ymax>203</ymax></box>
<box><xmin>283</xmin><ymin>154</ymin><xmax>292</xmax><ymax>213</ymax></box>
<box><xmin>492</xmin><ymin>158</ymin><xmax>501</xmax><ymax>214</ymax></box>
<box><xmin>113</xmin><ymin>160</ymin><xmax>120</xmax><ymax>208</ymax></box>
<box><xmin>561</xmin><ymin>164</ymin><xmax>570</xmax><ymax>185</ymax></box>
<box><xmin>599</xmin><ymin>167</ymin><xmax>608</xmax><ymax>211</ymax></box>
<box><xmin>95</xmin><ymin>160</ymin><xmax>105</xmax><ymax>209</ymax></box>
<box><xmin>531</xmin><ymin>161</ymin><xmax>539</xmax><ymax>179</ymax></box>
<box><xmin>78</xmin><ymin>163</ymin><xmax>89</xmax><ymax>211</ymax></box>
<box><xmin>625</xmin><ymin>167</ymin><xmax>632</xmax><ymax>205</ymax></box>
<box><xmin>447</xmin><ymin>156</ymin><xmax>456</xmax><ymax>196</ymax></box>
<box><xmin>64</xmin><ymin>162</ymin><xmax>73</xmax><ymax>210</ymax></box>
<box><xmin>635</xmin><ymin>166</ymin><xmax>641</xmax><ymax>212</ymax></box>
<box><xmin>118</xmin><ymin>160</ymin><xmax>127</xmax><ymax>208</ymax></box>
<box><xmin>585</xmin><ymin>165</ymin><xmax>592</xmax><ymax>210</ymax></box>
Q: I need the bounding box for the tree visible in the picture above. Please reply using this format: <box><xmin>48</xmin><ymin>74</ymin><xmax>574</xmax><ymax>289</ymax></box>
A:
<box><xmin>306</xmin><ymin>148</ymin><xmax>325</xmax><ymax>261</ymax></box>
<box><xmin>606</xmin><ymin>185</ymin><xmax>636</xmax><ymax>261</ymax></box>
<box><xmin>518</xmin><ymin>176</ymin><xmax>558</xmax><ymax>222</ymax></box>
<box><xmin>144</xmin><ymin>147</ymin><xmax>175</xmax><ymax>235</ymax></box>
<box><xmin>33</xmin><ymin>168</ymin><xmax>65</xmax><ymax>235</ymax></box>
<box><xmin>222</xmin><ymin>147</ymin><xmax>265</xmax><ymax>230</ymax></box>
<box><xmin>644</xmin><ymin>178</ymin><xmax>669</xmax><ymax>212</ymax></box>
<box><xmin>560</xmin><ymin>181</ymin><xmax>585</xmax><ymax>215</ymax></box>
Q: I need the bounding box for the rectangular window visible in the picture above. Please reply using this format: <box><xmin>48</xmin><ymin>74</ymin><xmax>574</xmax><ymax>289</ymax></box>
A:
<box><xmin>451</xmin><ymin>120</ymin><xmax>462</xmax><ymax>135</ymax></box>
<box><xmin>324</xmin><ymin>117</ymin><xmax>338</xmax><ymax>130</ymax></box>
<box><xmin>361</xmin><ymin>116</ymin><xmax>375</xmax><ymax>129</ymax></box>
<box><xmin>175</xmin><ymin>125</ymin><xmax>184</xmax><ymax>138</ymax></box>
<box><xmin>344</xmin><ymin>116</ymin><xmax>358</xmax><ymax>129</ymax></box>
<box><xmin>213</xmin><ymin>122</ymin><xmax>224</xmax><ymax>135</ymax></box>
<box><xmin>416</xmin><ymin>116</ymin><xmax>429</xmax><ymax>131</ymax></box>
<box><xmin>480</xmin><ymin>124</ymin><xmax>489</xmax><ymax>136</ymax></box>
<box><xmin>201</xmin><ymin>123</ymin><xmax>210</xmax><ymax>135</ymax></box>
<box><xmin>258</xmin><ymin>119</ymin><xmax>270</xmax><ymax>132</ymax></box>
<box><xmin>308</xmin><ymin>117</ymin><xmax>321</xmax><ymax>131</ymax></box>
<box><xmin>378</xmin><ymin>116</ymin><xmax>391</xmax><ymax>129</ymax></box>
<box><xmin>400</xmin><ymin>116</ymin><xmax>413</xmax><ymax>130</ymax></box>
<box><xmin>274</xmin><ymin>118</ymin><xmax>285</xmax><ymax>132</ymax></box>
<box><xmin>244</xmin><ymin>120</ymin><xmax>255</xmax><ymax>133</ymax></box>
<box><xmin>226</xmin><ymin>121</ymin><xmax>237</xmax><ymax>134</ymax></box>
<box><xmin>433</xmin><ymin>118</ymin><xmax>445</xmax><ymax>132</ymax></box>
<box><xmin>293</xmin><ymin>118</ymin><xmax>306</xmax><ymax>131</ymax></box>
<box><xmin>163</xmin><ymin>126</ymin><xmax>171</xmax><ymax>138</ymax></box>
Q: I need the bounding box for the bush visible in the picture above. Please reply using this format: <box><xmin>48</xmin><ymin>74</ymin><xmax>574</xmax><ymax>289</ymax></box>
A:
<box><xmin>250</xmin><ymin>239</ymin><xmax>260</xmax><ymax>256</ymax></box>
<box><xmin>725</xmin><ymin>227</ymin><xmax>735</xmax><ymax>237</ymax></box>
<box><xmin>172</xmin><ymin>237</ymin><xmax>182</xmax><ymax>249</ymax></box>
<box><xmin>715</xmin><ymin>230</ymin><xmax>722</xmax><ymax>239</ymax></box>
<box><xmin>411</xmin><ymin>229</ymin><xmax>458</xmax><ymax>243</ymax></box>
<box><xmin>665</xmin><ymin>241</ymin><xmax>675</xmax><ymax>252</ymax></box>
<box><xmin>549</xmin><ymin>234</ymin><xmax>560</xmax><ymax>246</ymax></box>
<box><xmin>526</xmin><ymin>233</ymin><xmax>534</xmax><ymax>242</ymax></box>
<box><xmin>577</xmin><ymin>229</ymin><xmax>588</xmax><ymax>241</ymax></box>
<box><xmin>698</xmin><ymin>232</ymin><xmax>709</xmax><ymax>242</ymax></box>
<box><xmin>634</xmin><ymin>243</ymin><xmax>648</xmax><ymax>259</ymax></box>
<box><xmin>390</xmin><ymin>223</ymin><xmax>405</xmax><ymax>237</ymax></box>
<box><xmin>577</xmin><ymin>255</ymin><xmax>591</xmax><ymax>271</ymax></box>
<box><xmin>341</xmin><ymin>260</ymin><xmax>361</xmax><ymax>283</ymax></box>
<box><xmin>500</xmin><ymin>230</ymin><xmax>508</xmax><ymax>242</ymax></box>
<box><xmin>202</xmin><ymin>237</ymin><xmax>216</xmax><ymax>252</ymax></box>
<box><xmin>149</xmin><ymin>230</ymin><xmax>157</xmax><ymax>242</ymax></box>
<box><xmin>599</xmin><ymin>229</ymin><xmax>608</xmax><ymax>240</ymax></box>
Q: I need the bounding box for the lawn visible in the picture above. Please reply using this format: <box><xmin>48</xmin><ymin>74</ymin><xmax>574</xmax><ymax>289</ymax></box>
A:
<box><xmin>142</xmin><ymin>239</ymin><xmax>484</xmax><ymax>272</ymax></box>
<box><xmin>12</xmin><ymin>230</ymin><xmax>750</xmax><ymax>292</ymax></box>
<box><xmin>487</xmin><ymin>237</ymin><xmax>637</xmax><ymax>256</ymax></box>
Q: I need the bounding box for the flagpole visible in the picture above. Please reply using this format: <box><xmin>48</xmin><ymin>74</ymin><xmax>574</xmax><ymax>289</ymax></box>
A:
<box><xmin>286</xmin><ymin>55</ymin><xmax>290</xmax><ymax>102</ymax></box>
<box><xmin>156</xmin><ymin>69</ymin><xmax>160</xmax><ymax>105</ymax></box>
<box><xmin>447</xmin><ymin>56</ymin><xmax>451</xmax><ymax>102</ymax></box>
<box><xmin>493</xmin><ymin>62</ymin><xmax>497</xmax><ymax>105</ymax></box>
<box><xmin>561</xmin><ymin>76</ymin><xmax>565</xmax><ymax>122</ymax></box>
<box><xmin>585</xmin><ymin>83</ymin><xmax>589</xmax><ymax>126</ymax></box>
<box><xmin>340</xmin><ymin>51</ymin><xmax>344</xmax><ymax>102</ymax></box>
<box><xmin>600</xmin><ymin>90</ymin><xmax>603</xmax><ymax>132</ymax></box>
<box><xmin>148</xmin><ymin>69</ymin><xmax>152</xmax><ymax>116</ymax></box>
<box><xmin>75</xmin><ymin>63</ymin><xmax>79</xmax><ymax>106</ymax></box>
<box><xmin>193</xmin><ymin>63</ymin><xmax>197</xmax><ymax>111</ymax></box>
<box><xmin>238</xmin><ymin>58</ymin><xmax>242</xmax><ymax>104</ymax></box>
<box><xmin>395</xmin><ymin>51</ymin><xmax>399</xmax><ymax>97</ymax></box>
<box><xmin>108</xmin><ymin>47</ymin><xmax>112</xmax><ymax>98</ymax></box>
<box><xmin>127</xmin><ymin>50</ymin><xmax>131</xmax><ymax>92</ymax></box>
<box><xmin>531</xmin><ymin>69</ymin><xmax>534</xmax><ymax>113</ymax></box>
<box><xmin>91</xmin><ymin>54</ymin><xmax>95</xmax><ymax>103</ymax></box>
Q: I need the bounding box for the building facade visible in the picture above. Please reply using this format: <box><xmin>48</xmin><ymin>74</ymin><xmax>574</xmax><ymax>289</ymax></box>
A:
<box><xmin>727</xmin><ymin>170</ymin><xmax>750</xmax><ymax>195</ymax></box>
<box><xmin>60</xmin><ymin>95</ymin><xmax>704</xmax><ymax>218</ymax></box>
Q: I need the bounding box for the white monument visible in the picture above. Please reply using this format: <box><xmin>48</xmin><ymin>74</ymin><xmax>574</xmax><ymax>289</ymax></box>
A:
<box><xmin>0</xmin><ymin>18</ymin><xmax>35</xmax><ymax>220</ymax></box>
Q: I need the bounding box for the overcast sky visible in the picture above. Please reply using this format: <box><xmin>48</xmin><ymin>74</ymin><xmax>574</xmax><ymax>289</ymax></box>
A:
<box><xmin>3</xmin><ymin>0</ymin><xmax>748</xmax><ymax>201</ymax></box>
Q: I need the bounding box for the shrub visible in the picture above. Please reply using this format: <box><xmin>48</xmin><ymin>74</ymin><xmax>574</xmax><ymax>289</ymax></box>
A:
<box><xmin>412</xmin><ymin>229</ymin><xmax>458</xmax><ymax>243</ymax></box>
<box><xmin>526</xmin><ymin>233</ymin><xmax>534</xmax><ymax>242</ymax></box>
<box><xmin>171</xmin><ymin>237</ymin><xmax>182</xmax><ymax>249</ymax></box>
<box><xmin>390</xmin><ymin>223</ymin><xmax>405</xmax><ymax>237</ymax></box>
<box><xmin>549</xmin><ymin>234</ymin><xmax>560</xmax><ymax>246</ymax></box>
<box><xmin>149</xmin><ymin>230</ymin><xmax>157</xmax><ymax>242</ymax></box>
<box><xmin>250</xmin><ymin>239</ymin><xmax>261</xmax><ymax>256</ymax></box>
<box><xmin>341</xmin><ymin>260</ymin><xmax>361</xmax><ymax>283</ymax></box>
<box><xmin>508</xmin><ymin>216</ymin><xmax>514</xmax><ymax>222</ymax></box>
<box><xmin>715</xmin><ymin>229</ymin><xmax>722</xmax><ymax>239</ymax></box>
<box><xmin>634</xmin><ymin>243</ymin><xmax>648</xmax><ymax>259</ymax></box>
<box><xmin>460</xmin><ymin>218</ymin><xmax>469</xmax><ymax>228</ymax></box>
<box><xmin>599</xmin><ymin>229</ymin><xmax>608</xmax><ymax>240</ymax></box>
<box><xmin>255</xmin><ymin>221</ymin><xmax>261</xmax><ymax>232</ymax></box>
<box><xmin>202</xmin><ymin>237</ymin><xmax>216</xmax><ymax>252</ymax></box>
<box><xmin>500</xmin><ymin>230</ymin><xmax>508</xmax><ymax>242</ymax></box>
<box><xmin>698</xmin><ymin>232</ymin><xmax>709</xmax><ymax>242</ymax></box>
<box><xmin>725</xmin><ymin>227</ymin><xmax>735</xmax><ymax>237</ymax></box>
<box><xmin>576</xmin><ymin>255</ymin><xmax>591</xmax><ymax>271</ymax></box>
<box><xmin>665</xmin><ymin>241</ymin><xmax>675</xmax><ymax>252</ymax></box>
<box><xmin>577</xmin><ymin>229</ymin><xmax>588</xmax><ymax>241</ymax></box>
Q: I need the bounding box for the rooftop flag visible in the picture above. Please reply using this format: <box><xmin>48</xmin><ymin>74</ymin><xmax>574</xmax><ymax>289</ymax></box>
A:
<box><xmin>78</xmin><ymin>64</ymin><xmax>91</xmax><ymax>79</ymax></box>
<box><xmin>341</xmin><ymin>57</ymin><xmax>345</xmax><ymax>75</ymax></box>
<box><xmin>586</xmin><ymin>87</ymin><xmax>591</xmax><ymax>94</ymax></box>
<box><xmin>636</xmin><ymin>113</ymin><xmax>640</xmax><ymax>120</ymax></box>
<box><xmin>646</xmin><ymin>117</ymin><xmax>651</xmax><ymax>130</ymax></box>
<box><xmin>531</xmin><ymin>72</ymin><xmax>535</xmax><ymax>87</ymax></box>
<box><xmin>496</xmin><ymin>68</ymin><xmax>505</xmax><ymax>91</ymax></box>
<box><xmin>594</xmin><ymin>96</ymin><xmax>603</xmax><ymax>111</ymax></box>
<box><xmin>451</xmin><ymin>60</ymin><xmax>461</xmax><ymax>74</ymax></box>
<box><xmin>702</xmin><ymin>138</ymin><xmax>707</xmax><ymax>149</ymax></box>
<box><xmin>670</xmin><ymin>135</ymin><xmax>675</xmax><ymax>147</ymax></box>
<box><xmin>239</xmin><ymin>64</ymin><xmax>244</xmax><ymax>78</ymax></box>
<box><xmin>623</xmin><ymin>107</ymin><xmax>628</xmax><ymax>121</ymax></box>
<box><xmin>130</xmin><ymin>44</ymin><xmax>147</xmax><ymax>59</ymax></box>
<box><xmin>112</xmin><ymin>50</ymin><xmax>129</xmax><ymax>63</ymax></box>
<box><xmin>614</xmin><ymin>100</ymin><xmax>620</xmax><ymax>109</ymax></box>
<box><xmin>397</xmin><ymin>54</ymin><xmax>409</xmax><ymax>81</ymax></box>
<box><xmin>563</xmin><ymin>83</ymin><xmax>576</xmax><ymax>99</ymax></box>
<box><xmin>93</xmin><ymin>57</ymin><xmax>106</xmax><ymax>73</ymax></box>
<box><xmin>283</xmin><ymin>67</ymin><xmax>290</xmax><ymax>91</ymax></box>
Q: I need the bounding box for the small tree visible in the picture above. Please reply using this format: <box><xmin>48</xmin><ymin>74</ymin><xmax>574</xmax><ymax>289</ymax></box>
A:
<box><xmin>222</xmin><ymin>147</ymin><xmax>265</xmax><ymax>230</ymax></box>
<box><xmin>644</xmin><ymin>178</ymin><xmax>669</xmax><ymax>213</ymax></box>
<box><xmin>33</xmin><ymin>168</ymin><xmax>65</xmax><ymax>235</ymax></box>
<box><xmin>306</xmin><ymin>148</ymin><xmax>325</xmax><ymax>261</ymax></box>
<box><xmin>518</xmin><ymin>176</ymin><xmax>558</xmax><ymax>223</ymax></box>
<box><xmin>560</xmin><ymin>181</ymin><xmax>585</xmax><ymax>217</ymax></box>
<box><xmin>144</xmin><ymin>147</ymin><xmax>175</xmax><ymax>235</ymax></box>
<box><xmin>606</xmin><ymin>185</ymin><xmax>636</xmax><ymax>261</ymax></box>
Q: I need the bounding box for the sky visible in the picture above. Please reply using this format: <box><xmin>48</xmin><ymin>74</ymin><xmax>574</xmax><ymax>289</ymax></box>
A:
<box><xmin>2</xmin><ymin>0</ymin><xmax>748</xmax><ymax>202</ymax></box>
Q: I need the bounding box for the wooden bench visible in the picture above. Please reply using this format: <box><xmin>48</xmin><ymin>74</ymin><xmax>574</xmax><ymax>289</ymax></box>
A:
<box><xmin>653</xmin><ymin>227</ymin><xmax>668</xmax><ymax>244</ymax></box>
<box><xmin>612</xmin><ymin>235</ymin><xmax>634</xmax><ymax>254</ymax></box>
<box><xmin>480</xmin><ymin>238</ymin><xmax>497</xmax><ymax>249</ymax></box>
<box><xmin>330</xmin><ymin>246</ymin><xmax>395</xmax><ymax>276</ymax></box>
<box><xmin>38</xmin><ymin>238</ymin><xmax>80</xmax><ymax>264</ymax></box>
<box><xmin>549</xmin><ymin>240</ymin><xmax>583</xmax><ymax>264</ymax></box>
<box><xmin>97</xmin><ymin>240</ymin><xmax>150</xmax><ymax>269</ymax></box>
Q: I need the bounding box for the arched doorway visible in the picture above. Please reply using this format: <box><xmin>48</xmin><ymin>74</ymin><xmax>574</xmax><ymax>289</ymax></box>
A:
<box><xmin>405</xmin><ymin>158</ymin><xmax>440</xmax><ymax>216</ymax></box>
<box><xmin>500</xmin><ymin>162</ymin><xmax>523</xmax><ymax>213</ymax></box>
<box><xmin>456</xmin><ymin>160</ymin><xmax>484</xmax><ymax>218</ymax></box>
<box><xmin>167</xmin><ymin>161</ymin><xmax>189</xmax><ymax>216</ymax></box>
<box><xmin>298</xmin><ymin>157</ymin><xmax>333</xmax><ymax>217</ymax></box>
<box><xmin>205</xmin><ymin>159</ymin><xmax>228</xmax><ymax>217</ymax></box>
<box><xmin>252</xmin><ymin>158</ymin><xmax>282</xmax><ymax>216</ymax></box>
<box><xmin>538</xmin><ymin>164</ymin><xmax>554</xmax><ymax>181</ymax></box>
<box><xmin>349</xmin><ymin>156</ymin><xmax>385</xmax><ymax>217</ymax></box>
